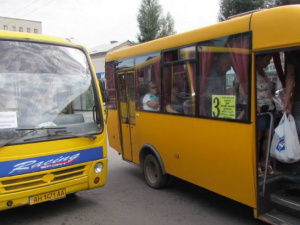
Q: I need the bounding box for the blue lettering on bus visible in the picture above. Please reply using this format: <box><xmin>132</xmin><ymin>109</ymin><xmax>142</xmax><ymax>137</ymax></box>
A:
<box><xmin>0</xmin><ymin>147</ymin><xmax>103</xmax><ymax>177</ymax></box>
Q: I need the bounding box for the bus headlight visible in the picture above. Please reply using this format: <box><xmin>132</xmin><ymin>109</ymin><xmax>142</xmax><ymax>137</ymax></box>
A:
<box><xmin>94</xmin><ymin>162</ymin><xmax>103</xmax><ymax>174</ymax></box>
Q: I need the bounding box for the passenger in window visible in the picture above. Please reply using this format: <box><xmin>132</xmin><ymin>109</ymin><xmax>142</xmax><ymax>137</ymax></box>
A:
<box><xmin>256</xmin><ymin>54</ymin><xmax>274</xmax><ymax>177</ymax></box>
<box><xmin>233</xmin><ymin>76</ymin><xmax>247</xmax><ymax>120</ymax></box>
<box><xmin>203</xmin><ymin>53</ymin><xmax>232</xmax><ymax>116</ymax></box>
<box><xmin>166</xmin><ymin>85</ymin><xmax>183</xmax><ymax>114</ymax></box>
<box><xmin>142</xmin><ymin>81</ymin><xmax>159</xmax><ymax>111</ymax></box>
<box><xmin>284</xmin><ymin>50</ymin><xmax>300</xmax><ymax>177</ymax></box>
<box><xmin>285</xmin><ymin>50</ymin><xmax>300</xmax><ymax>135</ymax></box>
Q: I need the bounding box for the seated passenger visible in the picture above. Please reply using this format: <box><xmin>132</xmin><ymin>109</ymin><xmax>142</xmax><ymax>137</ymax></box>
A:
<box><xmin>203</xmin><ymin>53</ymin><xmax>232</xmax><ymax>116</ymax></box>
<box><xmin>166</xmin><ymin>86</ymin><xmax>183</xmax><ymax>114</ymax></box>
<box><xmin>142</xmin><ymin>81</ymin><xmax>159</xmax><ymax>111</ymax></box>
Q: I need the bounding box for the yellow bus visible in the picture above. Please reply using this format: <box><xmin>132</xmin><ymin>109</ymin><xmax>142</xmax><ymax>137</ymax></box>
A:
<box><xmin>0</xmin><ymin>31</ymin><xmax>107</xmax><ymax>210</ymax></box>
<box><xmin>106</xmin><ymin>5</ymin><xmax>300</xmax><ymax>224</ymax></box>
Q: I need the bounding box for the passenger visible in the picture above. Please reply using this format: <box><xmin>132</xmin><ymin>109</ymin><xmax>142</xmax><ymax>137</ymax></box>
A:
<box><xmin>284</xmin><ymin>50</ymin><xmax>300</xmax><ymax>177</ymax></box>
<box><xmin>256</xmin><ymin>54</ymin><xmax>274</xmax><ymax>178</ymax></box>
<box><xmin>233</xmin><ymin>76</ymin><xmax>247</xmax><ymax>120</ymax></box>
<box><xmin>203</xmin><ymin>53</ymin><xmax>232</xmax><ymax>116</ymax></box>
<box><xmin>142</xmin><ymin>81</ymin><xmax>159</xmax><ymax>111</ymax></box>
<box><xmin>284</xmin><ymin>50</ymin><xmax>300</xmax><ymax>135</ymax></box>
<box><xmin>166</xmin><ymin>86</ymin><xmax>183</xmax><ymax>114</ymax></box>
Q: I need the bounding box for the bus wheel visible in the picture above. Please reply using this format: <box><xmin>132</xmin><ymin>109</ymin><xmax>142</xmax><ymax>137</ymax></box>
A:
<box><xmin>143</xmin><ymin>154</ymin><xmax>169</xmax><ymax>189</ymax></box>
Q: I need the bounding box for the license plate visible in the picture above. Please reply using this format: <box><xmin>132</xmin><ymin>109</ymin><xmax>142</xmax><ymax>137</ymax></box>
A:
<box><xmin>29</xmin><ymin>189</ymin><xmax>66</xmax><ymax>205</ymax></box>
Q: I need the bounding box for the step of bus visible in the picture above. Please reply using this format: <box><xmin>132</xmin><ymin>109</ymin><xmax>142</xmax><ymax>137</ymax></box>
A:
<box><xmin>271</xmin><ymin>190</ymin><xmax>300</xmax><ymax>219</ymax></box>
<box><xmin>259</xmin><ymin>209</ymin><xmax>300</xmax><ymax>225</ymax></box>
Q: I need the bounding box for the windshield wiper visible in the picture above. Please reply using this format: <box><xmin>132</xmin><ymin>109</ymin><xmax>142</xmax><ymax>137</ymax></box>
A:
<box><xmin>16</xmin><ymin>126</ymin><xmax>67</xmax><ymax>131</ymax></box>
<box><xmin>0</xmin><ymin>126</ymin><xmax>67</xmax><ymax>148</ymax></box>
<box><xmin>23</xmin><ymin>130</ymin><xmax>97</xmax><ymax>142</ymax></box>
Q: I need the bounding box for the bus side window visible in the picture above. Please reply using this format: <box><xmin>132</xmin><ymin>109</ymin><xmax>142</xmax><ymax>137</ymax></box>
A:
<box><xmin>202</xmin><ymin>53</ymin><xmax>232</xmax><ymax>117</ymax></box>
<box><xmin>199</xmin><ymin>33</ymin><xmax>250</xmax><ymax>121</ymax></box>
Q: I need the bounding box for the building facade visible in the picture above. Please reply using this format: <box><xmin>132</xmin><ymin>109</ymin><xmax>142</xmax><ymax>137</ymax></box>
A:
<box><xmin>0</xmin><ymin>17</ymin><xmax>42</xmax><ymax>34</ymax></box>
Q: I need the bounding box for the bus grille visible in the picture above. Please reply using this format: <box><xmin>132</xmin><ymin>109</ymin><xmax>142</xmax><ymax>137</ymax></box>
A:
<box><xmin>0</xmin><ymin>163</ymin><xmax>89</xmax><ymax>193</ymax></box>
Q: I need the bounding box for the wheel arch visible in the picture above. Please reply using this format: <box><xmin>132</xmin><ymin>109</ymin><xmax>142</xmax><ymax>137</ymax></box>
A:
<box><xmin>139</xmin><ymin>144</ymin><xmax>166</xmax><ymax>174</ymax></box>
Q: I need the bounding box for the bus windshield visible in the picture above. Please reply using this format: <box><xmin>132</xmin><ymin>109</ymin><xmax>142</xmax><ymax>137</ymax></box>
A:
<box><xmin>0</xmin><ymin>41</ymin><xmax>102</xmax><ymax>145</ymax></box>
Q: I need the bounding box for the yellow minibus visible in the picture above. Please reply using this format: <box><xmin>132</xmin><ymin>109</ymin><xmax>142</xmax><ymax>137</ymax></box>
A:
<box><xmin>0</xmin><ymin>31</ymin><xmax>107</xmax><ymax>210</ymax></box>
<box><xmin>106</xmin><ymin>5</ymin><xmax>300</xmax><ymax>224</ymax></box>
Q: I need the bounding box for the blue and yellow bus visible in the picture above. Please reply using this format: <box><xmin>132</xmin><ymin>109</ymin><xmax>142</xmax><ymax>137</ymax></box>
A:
<box><xmin>0</xmin><ymin>31</ymin><xmax>107</xmax><ymax>210</ymax></box>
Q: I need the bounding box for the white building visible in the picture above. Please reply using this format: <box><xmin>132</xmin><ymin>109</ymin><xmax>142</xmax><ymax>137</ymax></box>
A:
<box><xmin>0</xmin><ymin>16</ymin><xmax>42</xmax><ymax>34</ymax></box>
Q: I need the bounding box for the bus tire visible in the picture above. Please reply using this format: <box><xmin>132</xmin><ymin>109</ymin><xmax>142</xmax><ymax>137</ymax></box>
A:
<box><xmin>143</xmin><ymin>154</ymin><xmax>169</xmax><ymax>189</ymax></box>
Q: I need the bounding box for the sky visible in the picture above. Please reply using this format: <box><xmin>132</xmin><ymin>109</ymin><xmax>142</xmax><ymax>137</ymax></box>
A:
<box><xmin>0</xmin><ymin>0</ymin><xmax>220</xmax><ymax>49</ymax></box>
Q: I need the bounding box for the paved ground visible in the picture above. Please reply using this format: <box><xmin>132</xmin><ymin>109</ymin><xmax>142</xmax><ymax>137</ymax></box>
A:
<box><xmin>1</xmin><ymin>145</ymin><xmax>266</xmax><ymax>225</ymax></box>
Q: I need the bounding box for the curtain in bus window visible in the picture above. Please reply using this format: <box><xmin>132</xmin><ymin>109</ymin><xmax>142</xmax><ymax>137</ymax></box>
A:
<box><xmin>227</xmin><ymin>35</ymin><xmax>249</xmax><ymax>96</ymax></box>
<box><xmin>163</xmin><ymin>66</ymin><xmax>172</xmax><ymax>111</ymax></box>
<box><xmin>226</xmin><ymin>34</ymin><xmax>250</xmax><ymax>120</ymax></box>
<box><xmin>199</xmin><ymin>46</ymin><xmax>213</xmax><ymax>116</ymax></box>
<box><xmin>106</xmin><ymin>62</ymin><xmax>116</xmax><ymax>109</ymax></box>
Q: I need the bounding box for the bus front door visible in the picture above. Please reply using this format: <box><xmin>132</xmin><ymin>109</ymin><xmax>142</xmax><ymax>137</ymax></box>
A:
<box><xmin>117</xmin><ymin>71</ymin><xmax>135</xmax><ymax>161</ymax></box>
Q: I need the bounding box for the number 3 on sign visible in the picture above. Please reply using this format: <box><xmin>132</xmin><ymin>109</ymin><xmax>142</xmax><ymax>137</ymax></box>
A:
<box><xmin>212</xmin><ymin>96</ymin><xmax>220</xmax><ymax>117</ymax></box>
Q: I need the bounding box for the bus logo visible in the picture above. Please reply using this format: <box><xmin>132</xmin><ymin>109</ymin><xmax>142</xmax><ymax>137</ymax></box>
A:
<box><xmin>276</xmin><ymin>136</ymin><xmax>285</xmax><ymax>152</ymax></box>
<box><xmin>9</xmin><ymin>153</ymin><xmax>80</xmax><ymax>175</ymax></box>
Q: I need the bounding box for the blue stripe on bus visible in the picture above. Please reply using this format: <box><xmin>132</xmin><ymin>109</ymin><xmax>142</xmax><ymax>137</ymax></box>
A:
<box><xmin>0</xmin><ymin>147</ymin><xmax>103</xmax><ymax>177</ymax></box>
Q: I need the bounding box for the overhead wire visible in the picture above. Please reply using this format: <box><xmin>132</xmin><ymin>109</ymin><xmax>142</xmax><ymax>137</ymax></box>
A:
<box><xmin>0</xmin><ymin>0</ymin><xmax>56</xmax><ymax>27</ymax></box>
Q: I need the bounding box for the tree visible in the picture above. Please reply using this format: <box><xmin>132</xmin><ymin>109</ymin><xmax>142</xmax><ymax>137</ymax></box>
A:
<box><xmin>267</xmin><ymin>0</ymin><xmax>300</xmax><ymax>7</ymax></box>
<box><xmin>137</xmin><ymin>0</ymin><xmax>176</xmax><ymax>43</ymax></box>
<box><xmin>158</xmin><ymin>12</ymin><xmax>176</xmax><ymax>38</ymax></box>
<box><xmin>219</xmin><ymin>0</ymin><xmax>300</xmax><ymax>21</ymax></box>
<box><xmin>219</xmin><ymin>0</ymin><xmax>265</xmax><ymax>21</ymax></box>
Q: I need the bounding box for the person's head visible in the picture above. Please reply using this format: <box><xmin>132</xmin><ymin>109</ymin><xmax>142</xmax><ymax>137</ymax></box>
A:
<box><xmin>216</xmin><ymin>54</ymin><xmax>232</xmax><ymax>74</ymax></box>
<box><xmin>255</xmin><ymin>54</ymin><xmax>272</xmax><ymax>71</ymax></box>
<box><xmin>148</xmin><ymin>81</ymin><xmax>158</xmax><ymax>94</ymax></box>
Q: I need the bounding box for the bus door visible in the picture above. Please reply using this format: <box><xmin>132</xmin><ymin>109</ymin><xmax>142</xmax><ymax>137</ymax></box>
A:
<box><xmin>117</xmin><ymin>71</ymin><xmax>136</xmax><ymax>161</ymax></box>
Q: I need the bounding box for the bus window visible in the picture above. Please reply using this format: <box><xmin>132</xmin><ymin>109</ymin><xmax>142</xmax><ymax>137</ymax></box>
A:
<box><xmin>136</xmin><ymin>53</ymin><xmax>161</xmax><ymax>112</ymax></box>
<box><xmin>106</xmin><ymin>62</ymin><xmax>117</xmax><ymax>109</ymax></box>
<box><xmin>199</xmin><ymin>33</ymin><xmax>250</xmax><ymax>121</ymax></box>
<box><xmin>163</xmin><ymin>62</ymin><xmax>196</xmax><ymax>115</ymax></box>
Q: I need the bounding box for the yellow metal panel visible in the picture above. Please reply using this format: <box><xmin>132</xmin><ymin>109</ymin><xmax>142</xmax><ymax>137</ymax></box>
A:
<box><xmin>107</xmin><ymin>109</ymin><xmax>121</xmax><ymax>153</ymax></box>
<box><xmin>106</xmin><ymin>15</ymin><xmax>251</xmax><ymax>62</ymax></box>
<box><xmin>252</xmin><ymin>5</ymin><xmax>300</xmax><ymax>51</ymax></box>
<box><xmin>132</xmin><ymin>112</ymin><xmax>256</xmax><ymax>207</ymax></box>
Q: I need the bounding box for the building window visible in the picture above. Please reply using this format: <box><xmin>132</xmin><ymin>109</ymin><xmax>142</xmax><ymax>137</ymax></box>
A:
<box><xmin>19</xmin><ymin>27</ymin><xmax>23</xmax><ymax>32</ymax></box>
<box><xmin>34</xmin><ymin>29</ymin><xmax>38</xmax><ymax>34</ymax></box>
<box><xmin>3</xmin><ymin>25</ymin><xmax>8</xmax><ymax>30</ymax></box>
<box><xmin>27</xmin><ymin>28</ymin><xmax>31</xmax><ymax>33</ymax></box>
<box><xmin>12</xmin><ymin>26</ymin><xmax>16</xmax><ymax>31</ymax></box>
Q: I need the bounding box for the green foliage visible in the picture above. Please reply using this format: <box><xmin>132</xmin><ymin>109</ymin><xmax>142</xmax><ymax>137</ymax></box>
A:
<box><xmin>265</xmin><ymin>0</ymin><xmax>300</xmax><ymax>7</ymax></box>
<box><xmin>158</xmin><ymin>12</ymin><xmax>176</xmax><ymax>38</ymax></box>
<box><xmin>219</xmin><ymin>0</ymin><xmax>265</xmax><ymax>21</ymax></box>
<box><xmin>137</xmin><ymin>0</ymin><xmax>176</xmax><ymax>43</ymax></box>
<box><xmin>219</xmin><ymin>0</ymin><xmax>300</xmax><ymax>21</ymax></box>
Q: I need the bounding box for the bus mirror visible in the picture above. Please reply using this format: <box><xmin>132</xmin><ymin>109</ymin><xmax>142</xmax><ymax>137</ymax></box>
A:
<box><xmin>99</xmin><ymin>79</ymin><xmax>109</xmax><ymax>103</ymax></box>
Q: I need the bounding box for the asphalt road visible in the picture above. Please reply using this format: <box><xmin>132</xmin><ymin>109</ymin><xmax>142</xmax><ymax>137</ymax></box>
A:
<box><xmin>1</xmin><ymin>145</ymin><xmax>266</xmax><ymax>225</ymax></box>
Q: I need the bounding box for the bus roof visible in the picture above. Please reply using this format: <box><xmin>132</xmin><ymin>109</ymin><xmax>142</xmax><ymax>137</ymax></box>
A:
<box><xmin>0</xmin><ymin>30</ymin><xmax>84</xmax><ymax>48</ymax></box>
<box><xmin>106</xmin><ymin>5</ymin><xmax>300</xmax><ymax>62</ymax></box>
